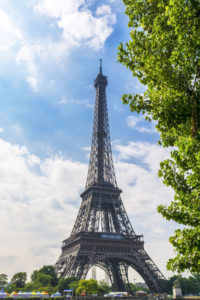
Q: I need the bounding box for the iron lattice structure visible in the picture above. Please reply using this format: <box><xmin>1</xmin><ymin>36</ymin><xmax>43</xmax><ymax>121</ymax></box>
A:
<box><xmin>55</xmin><ymin>61</ymin><xmax>166</xmax><ymax>293</ymax></box>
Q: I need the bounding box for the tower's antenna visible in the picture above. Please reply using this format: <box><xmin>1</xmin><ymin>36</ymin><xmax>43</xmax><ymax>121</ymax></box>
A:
<box><xmin>100</xmin><ymin>58</ymin><xmax>102</xmax><ymax>74</ymax></box>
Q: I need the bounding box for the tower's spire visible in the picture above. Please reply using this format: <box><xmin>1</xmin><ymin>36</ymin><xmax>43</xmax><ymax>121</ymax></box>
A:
<box><xmin>85</xmin><ymin>61</ymin><xmax>117</xmax><ymax>188</ymax></box>
<box><xmin>100</xmin><ymin>58</ymin><xmax>102</xmax><ymax>74</ymax></box>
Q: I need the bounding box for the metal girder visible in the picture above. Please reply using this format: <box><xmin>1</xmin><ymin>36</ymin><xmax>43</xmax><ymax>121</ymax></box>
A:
<box><xmin>70</xmin><ymin>189</ymin><xmax>135</xmax><ymax>236</ymax></box>
<box><xmin>85</xmin><ymin>70</ymin><xmax>117</xmax><ymax>189</ymax></box>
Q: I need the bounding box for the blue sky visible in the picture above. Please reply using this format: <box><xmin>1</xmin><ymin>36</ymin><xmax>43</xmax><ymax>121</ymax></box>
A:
<box><xmin>0</xmin><ymin>0</ymin><xmax>178</xmax><ymax>282</ymax></box>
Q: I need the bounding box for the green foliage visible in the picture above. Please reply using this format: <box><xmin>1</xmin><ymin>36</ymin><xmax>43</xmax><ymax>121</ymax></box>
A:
<box><xmin>5</xmin><ymin>284</ymin><xmax>16</xmax><ymax>294</ymax></box>
<box><xmin>68</xmin><ymin>280</ymin><xmax>79</xmax><ymax>293</ymax></box>
<box><xmin>0</xmin><ymin>274</ymin><xmax>8</xmax><ymax>286</ymax></box>
<box><xmin>125</xmin><ymin>282</ymin><xmax>149</xmax><ymax>294</ymax></box>
<box><xmin>157</xmin><ymin>136</ymin><xmax>200</xmax><ymax>272</ymax></box>
<box><xmin>31</xmin><ymin>270</ymin><xmax>39</xmax><ymax>283</ymax></box>
<box><xmin>125</xmin><ymin>282</ymin><xmax>137</xmax><ymax>293</ymax></box>
<box><xmin>23</xmin><ymin>282</ymin><xmax>36</xmax><ymax>292</ymax></box>
<box><xmin>76</xmin><ymin>279</ymin><xmax>98</xmax><ymax>295</ymax></box>
<box><xmin>37</xmin><ymin>285</ymin><xmax>57</xmax><ymax>294</ymax></box>
<box><xmin>118</xmin><ymin>0</ymin><xmax>200</xmax><ymax>144</ymax></box>
<box><xmin>118</xmin><ymin>0</ymin><xmax>200</xmax><ymax>273</ymax></box>
<box><xmin>31</xmin><ymin>266</ymin><xmax>58</xmax><ymax>286</ymax></box>
<box><xmin>35</xmin><ymin>273</ymin><xmax>52</xmax><ymax>287</ymax></box>
<box><xmin>165</xmin><ymin>275</ymin><xmax>200</xmax><ymax>295</ymax></box>
<box><xmin>97</xmin><ymin>280</ymin><xmax>110</xmax><ymax>295</ymax></box>
<box><xmin>38</xmin><ymin>265</ymin><xmax>58</xmax><ymax>286</ymax></box>
<box><xmin>179</xmin><ymin>275</ymin><xmax>200</xmax><ymax>295</ymax></box>
<box><xmin>15</xmin><ymin>266</ymin><xmax>59</xmax><ymax>294</ymax></box>
<box><xmin>58</xmin><ymin>276</ymin><xmax>77</xmax><ymax>294</ymax></box>
<box><xmin>11</xmin><ymin>272</ymin><xmax>27</xmax><ymax>288</ymax></box>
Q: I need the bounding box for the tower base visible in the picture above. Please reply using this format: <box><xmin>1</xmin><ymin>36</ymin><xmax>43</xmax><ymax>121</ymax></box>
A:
<box><xmin>55</xmin><ymin>232</ymin><xmax>166</xmax><ymax>293</ymax></box>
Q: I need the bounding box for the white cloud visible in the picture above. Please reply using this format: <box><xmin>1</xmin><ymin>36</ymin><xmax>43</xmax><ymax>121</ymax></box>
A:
<box><xmin>96</xmin><ymin>5</ymin><xmax>112</xmax><ymax>16</ymax></box>
<box><xmin>126</xmin><ymin>115</ymin><xmax>156</xmax><ymax>133</ymax></box>
<box><xmin>58</xmin><ymin>96</ymin><xmax>93</xmax><ymax>108</ymax></box>
<box><xmin>16</xmin><ymin>45</ymin><xmax>39</xmax><ymax>91</ymax></box>
<box><xmin>59</xmin><ymin>96</ymin><xmax>68</xmax><ymax>104</ymax></box>
<box><xmin>138</xmin><ymin>126</ymin><xmax>154</xmax><ymax>133</ymax></box>
<box><xmin>0</xmin><ymin>138</ymin><xmax>87</xmax><ymax>278</ymax></box>
<box><xmin>82</xmin><ymin>146</ymin><xmax>91</xmax><ymax>152</ymax></box>
<box><xmin>11</xmin><ymin>123</ymin><xmax>23</xmax><ymax>135</ymax></box>
<box><xmin>113</xmin><ymin>104</ymin><xmax>124</xmax><ymax>111</ymax></box>
<box><xmin>34</xmin><ymin>0</ymin><xmax>116</xmax><ymax>51</ymax></box>
<box><xmin>34</xmin><ymin>0</ymin><xmax>83</xmax><ymax>18</ymax></box>
<box><xmin>113</xmin><ymin>141</ymin><xmax>173</xmax><ymax>215</ymax></box>
<box><xmin>82</xmin><ymin>146</ymin><xmax>91</xmax><ymax>159</ymax></box>
<box><xmin>126</xmin><ymin>115</ymin><xmax>139</xmax><ymax>128</ymax></box>
<box><xmin>0</xmin><ymin>1</ymin><xmax>116</xmax><ymax>90</ymax></box>
<box><xmin>0</xmin><ymin>10</ymin><xmax>23</xmax><ymax>52</ymax></box>
<box><xmin>0</xmin><ymin>8</ymin><xmax>39</xmax><ymax>90</ymax></box>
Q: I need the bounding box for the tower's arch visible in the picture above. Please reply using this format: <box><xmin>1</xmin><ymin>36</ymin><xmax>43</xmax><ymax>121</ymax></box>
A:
<box><xmin>84</xmin><ymin>252</ymin><xmax>165</xmax><ymax>293</ymax></box>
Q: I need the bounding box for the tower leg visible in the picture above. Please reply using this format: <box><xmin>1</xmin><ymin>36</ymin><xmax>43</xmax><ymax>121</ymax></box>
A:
<box><xmin>105</xmin><ymin>259</ymin><xmax>128</xmax><ymax>291</ymax></box>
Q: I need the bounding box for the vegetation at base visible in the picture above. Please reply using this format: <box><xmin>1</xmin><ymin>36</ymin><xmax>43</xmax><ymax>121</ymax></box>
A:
<box><xmin>125</xmin><ymin>283</ymin><xmax>149</xmax><ymax>294</ymax></box>
<box><xmin>2</xmin><ymin>266</ymin><xmax>59</xmax><ymax>294</ymax></box>
<box><xmin>165</xmin><ymin>274</ymin><xmax>200</xmax><ymax>296</ymax></box>
<box><xmin>31</xmin><ymin>265</ymin><xmax>58</xmax><ymax>287</ymax></box>
<box><xmin>1</xmin><ymin>267</ymin><xmax>110</xmax><ymax>295</ymax></box>
<box><xmin>75</xmin><ymin>279</ymin><xmax>110</xmax><ymax>295</ymax></box>
<box><xmin>118</xmin><ymin>0</ymin><xmax>200</xmax><ymax>273</ymax></box>
<box><xmin>2</xmin><ymin>267</ymin><xmax>200</xmax><ymax>296</ymax></box>
<box><xmin>57</xmin><ymin>276</ymin><xmax>78</xmax><ymax>293</ymax></box>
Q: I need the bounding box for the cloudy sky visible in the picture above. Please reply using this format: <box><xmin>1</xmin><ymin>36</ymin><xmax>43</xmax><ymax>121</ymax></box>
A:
<box><xmin>0</xmin><ymin>0</ymin><xmax>178</xmax><ymax>282</ymax></box>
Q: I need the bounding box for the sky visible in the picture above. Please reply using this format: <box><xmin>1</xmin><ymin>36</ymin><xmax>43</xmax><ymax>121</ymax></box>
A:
<box><xmin>0</xmin><ymin>0</ymin><xmax>179</xmax><ymax>283</ymax></box>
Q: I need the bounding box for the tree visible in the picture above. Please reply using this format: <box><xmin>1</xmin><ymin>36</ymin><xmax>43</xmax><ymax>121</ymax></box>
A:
<box><xmin>35</xmin><ymin>273</ymin><xmax>53</xmax><ymax>287</ymax></box>
<box><xmin>58</xmin><ymin>277</ymin><xmax>77</xmax><ymax>294</ymax></box>
<box><xmin>167</xmin><ymin>275</ymin><xmax>200</xmax><ymax>296</ymax></box>
<box><xmin>0</xmin><ymin>274</ymin><xmax>8</xmax><ymax>287</ymax></box>
<box><xmin>31</xmin><ymin>270</ymin><xmax>39</xmax><ymax>282</ymax></box>
<box><xmin>37</xmin><ymin>285</ymin><xmax>57</xmax><ymax>294</ymax></box>
<box><xmin>97</xmin><ymin>280</ymin><xmax>110</xmax><ymax>295</ymax></box>
<box><xmin>76</xmin><ymin>279</ymin><xmax>99</xmax><ymax>295</ymax></box>
<box><xmin>38</xmin><ymin>265</ymin><xmax>58</xmax><ymax>286</ymax></box>
<box><xmin>118</xmin><ymin>0</ymin><xmax>200</xmax><ymax>273</ymax></box>
<box><xmin>24</xmin><ymin>282</ymin><xmax>37</xmax><ymax>292</ymax></box>
<box><xmin>11</xmin><ymin>272</ymin><xmax>27</xmax><ymax>288</ymax></box>
<box><xmin>125</xmin><ymin>282</ymin><xmax>137</xmax><ymax>294</ymax></box>
<box><xmin>31</xmin><ymin>265</ymin><xmax>58</xmax><ymax>286</ymax></box>
<box><xmin>69</xmin><ymin>280</ymin><xmax>79</xmax><ymax>294</ymax></box>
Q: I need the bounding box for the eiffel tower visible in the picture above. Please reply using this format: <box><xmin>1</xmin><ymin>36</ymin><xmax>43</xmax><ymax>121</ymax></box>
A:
<box><xmin>55</xmin><ymin>61</ymin><xmax>166</xmax><ymax>293</ymax></box>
